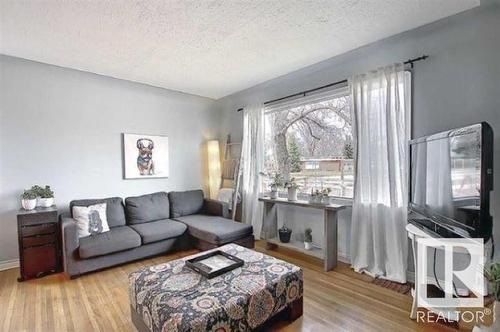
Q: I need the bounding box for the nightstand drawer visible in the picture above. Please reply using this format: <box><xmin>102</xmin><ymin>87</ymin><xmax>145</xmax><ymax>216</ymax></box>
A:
<box><xmin>22</xmin><ymin>234</ymin><xmax>56</xmax><ymax>248</ymax></box>
<box><xmin>23</xmin><ymin>245</ymin><xmax>57</xmax><ymax>278</ymax></box>
<box><xmin>21</xmin><ymin>223</ymin><xmax>56</xmax><ymax>237</ymax></box>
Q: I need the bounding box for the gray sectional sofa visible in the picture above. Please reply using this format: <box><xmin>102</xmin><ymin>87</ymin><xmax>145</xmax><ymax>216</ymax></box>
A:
<box><xmin>60</xmin><ymin>190</ymin><xmax>254</xmax><ymax>278</ymax></box>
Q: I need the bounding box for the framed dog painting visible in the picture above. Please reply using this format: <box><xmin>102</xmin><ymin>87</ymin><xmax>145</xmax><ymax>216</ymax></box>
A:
<box><xmin>122</xmin><ymin>133</ymin><xmax>169</xmax><ymax>179</ymax></box>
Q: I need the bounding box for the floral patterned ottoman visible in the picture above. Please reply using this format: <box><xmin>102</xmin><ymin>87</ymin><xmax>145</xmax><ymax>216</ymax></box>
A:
<box><xmin>129</xmin><ymin>244</ymin><xmax>303</xmax><ymax>332</ymax></box>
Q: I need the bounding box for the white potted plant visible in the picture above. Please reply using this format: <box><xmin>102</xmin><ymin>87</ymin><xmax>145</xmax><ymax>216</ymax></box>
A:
<box><xmin>321</xmin><ymin>188</ymin><xmax>332</xmax><ymax>205</ymax></box>
<box><xmin>32</xmin><ymin>185</ymin><xmax>55</xmax><ymax>207</ymax></box>
<box><xmin>260</xmin><ymin>172</ymin><xmax>284</xmax><ymax>199</ymax></box>
<box><xmin>304</xmin><ymin>228</ymin><xmax>313</xmax><ymax>250</ymax></box>
<box><xmin>20</xmin><ymin>189</ymin><xmax>37</xmax><ymax>210</ymax></box>
<box><xmin>309</xmin><ymin>189</ymin><xmax>322</xmax><ymax>204</ymax></box>
<box><xmin>285</xmin><ymin>178</ymin><xmax>299</xmax><ymax>201</ymax></box>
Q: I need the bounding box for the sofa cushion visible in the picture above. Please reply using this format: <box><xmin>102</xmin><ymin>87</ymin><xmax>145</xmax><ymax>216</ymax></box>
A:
<box><xmin>79</xmin><ymin>226</ymin><xmax>141</xmax><ymax>259</ymax></box>
<box><xmin>70</xmin><ymin>197</ymin><xmax>126</xmax><ymax>228</ymax></box>
<box><xmin>125</xmin><ymin>192</ymin><xmax>170</xmax><ymax>224</ymax></box>
<box><xmin>174</xmin><ymin>215</ymin><xmax>253</xmax><ymax>244</ymax></box>
<box><xmin>130</xmin><ymin>219</ymin><xmax>187</xmax><ymax>244</ymax></box>
<box><xmin>169</xmin><ymin>190</ymin><xmax>204</xmax><ymax>217</ymax></box>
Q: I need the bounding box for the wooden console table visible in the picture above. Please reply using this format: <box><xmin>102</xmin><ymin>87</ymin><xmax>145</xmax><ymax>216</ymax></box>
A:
<box><xmin>259</xmin><ymin>197</ymin><xmax>346</xmax><ymax>271</ymax></box>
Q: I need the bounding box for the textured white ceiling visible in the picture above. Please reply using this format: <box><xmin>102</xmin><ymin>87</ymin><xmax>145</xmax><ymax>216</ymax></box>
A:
<box><xmin>0</xmin><ymin>0</ymin><xmax>479</xmax><ymax>99</ymax></box>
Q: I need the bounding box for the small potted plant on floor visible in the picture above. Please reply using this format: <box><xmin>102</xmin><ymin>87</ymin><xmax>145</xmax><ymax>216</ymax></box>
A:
<box><xmin>304</xmin><ymin>228</ymin><xmax>313</xmax><ymax>250</ymax></box>
<box><xmin>285</xmin><ymin>178</ymin><xmax>299</xmax><ymax>202</ymax></box>
<box><xmin>20</xmin><ymin>189</ymin><xmax>37</xmax><ymax>210</ymax></box>
<box><xmin>32</xmin><ymin>185</ymin><xmax>55</xmax><ymax>207</ymax></box>
<box><xmin>278</xmin><ymin>224</ymin><xmax>292</xmax><ymax>243</ymax></box>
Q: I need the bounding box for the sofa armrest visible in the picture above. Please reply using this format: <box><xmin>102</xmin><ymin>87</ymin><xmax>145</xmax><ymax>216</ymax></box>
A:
<box><xmin>203</xmin><ymin>199</ymin><xmax>230</xmax><ymax>218</ymax></box>
<box><xmin>60</xmin><ymin>216</ymin><xmax>80</xmax><ymax>277</ymax></box>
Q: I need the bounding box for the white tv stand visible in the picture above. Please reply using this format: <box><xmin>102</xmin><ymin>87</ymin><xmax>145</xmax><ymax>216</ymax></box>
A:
<box><xmin>406</xmin><ymin>223</ymin><xmax>475</xmax><ymax>321</ymax></box>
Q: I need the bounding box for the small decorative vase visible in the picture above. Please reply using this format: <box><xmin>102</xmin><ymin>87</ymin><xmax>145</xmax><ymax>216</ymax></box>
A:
<box><xmin>287</xmin><ymin>187</ymin><xmax>297</xmax><ymax>201</ymax></box>
<box><xmin>278</xmin><ymin>228</ymin><xmax>292</xmax><ymax>243</ymax></box>
<box><xmin>304</xmin><ymin>242</ymin><xmax>312</xmax><ymax>250</ymax></box>
<box><xmin>322</xmin><ymin>195</ymin><xmax>331</xmax><ymax>205</ymax></box>
<box><xmin>21</xmin><ymin>199</ymin><xmax>37</xmax><ymax>210</ymax></box>
<box><xmin>270</xmin><ymin>190</ymin><xmax>278</xmax><ymax>199</ymax></box>
<box><xmin>37</xmin><ymin>197</ymin><xmax>54</xmax><ymax>207</ymax></box>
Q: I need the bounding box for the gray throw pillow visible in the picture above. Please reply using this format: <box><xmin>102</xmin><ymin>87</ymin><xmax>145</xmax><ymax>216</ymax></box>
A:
<box><xmin>125</xmin><ymin>192</ymin><xmax>170</xmax><ymax>224</ymax></box>
<box><xmin>168</xmin><ymin>190</ymin><xmax>204</xmax><ymax>217</ymax></box>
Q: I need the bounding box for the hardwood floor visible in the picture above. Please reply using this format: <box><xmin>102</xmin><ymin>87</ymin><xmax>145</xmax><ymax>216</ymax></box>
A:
<box><xmin>0</xmin><ymin>241</ymin><xmax>455</xmax><ymax>332</ymax></box>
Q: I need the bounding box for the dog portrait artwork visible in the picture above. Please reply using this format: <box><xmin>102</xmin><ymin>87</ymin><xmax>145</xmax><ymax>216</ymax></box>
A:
<box><xmin>136</xmin><ymin>138</ymin><xmax>155</xmax><ymax>175</ymax></box>
<box><xmin>123</xmin><ymin>133</ymin><xmax>169</xmax><ymax>179</ymax></box>
<box><xmin>88</xmin><ymin>210</ymin><xmax>103</xmax><ymax>235</ymax></box>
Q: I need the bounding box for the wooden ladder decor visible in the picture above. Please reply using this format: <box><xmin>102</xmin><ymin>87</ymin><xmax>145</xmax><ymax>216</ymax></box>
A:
<box><xmin>220</xmin><ymin>135</ymin><xmax>242</xmax><ymax>220</ymax></box>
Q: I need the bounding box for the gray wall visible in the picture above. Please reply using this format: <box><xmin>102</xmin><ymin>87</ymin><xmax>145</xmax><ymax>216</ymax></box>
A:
<box><xmin>1</xmin><ymin>1</ymin><xmax>498</xmax><ymax>265</ymax></box>
<box><xmin>0</xmin><ymin>55</ymin><xmax>219</xmax><ymax>262</ymax></box>
<box><xmin>215</xmin><ymin>2</ymin><xmax>500</xmax><ymax>259</ymax></box>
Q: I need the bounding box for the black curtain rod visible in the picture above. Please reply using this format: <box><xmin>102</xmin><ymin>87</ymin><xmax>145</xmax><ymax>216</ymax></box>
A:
<box><xmin>263</xmin><ymin>78</ymin><xmax>348</xmax><ymax>106</ymax></box>
<box><xmin>237</xmin><ymin>54</ymin><xmax>428</xmax><ymax>111</ymax></box>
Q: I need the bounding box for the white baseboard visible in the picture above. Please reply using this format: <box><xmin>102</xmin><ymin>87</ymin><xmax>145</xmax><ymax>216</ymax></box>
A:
<box><xmin>0</xmin><ymin>259</ymin><xmax>19</xmax><ymax>271</ymax></box>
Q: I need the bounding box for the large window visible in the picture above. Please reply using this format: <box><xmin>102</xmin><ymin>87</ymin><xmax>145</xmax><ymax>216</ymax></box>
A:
<box><xmin>263</xmin><ymin>86</ymin><xmax>354</xmax><ymax>198</ymax></box>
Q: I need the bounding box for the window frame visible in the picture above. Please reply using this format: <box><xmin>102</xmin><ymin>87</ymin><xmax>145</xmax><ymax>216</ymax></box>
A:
<box><xmin>262</xmin><ymin>84</ymin><xmax>355</xmax><ymax>201</ymax></box>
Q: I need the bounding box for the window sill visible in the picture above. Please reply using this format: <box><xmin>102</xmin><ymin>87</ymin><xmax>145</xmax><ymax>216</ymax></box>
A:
<box><xmin>261</xmin><ymin>192</ymin><xmax>353</xmax><ymax>206</ymax></box>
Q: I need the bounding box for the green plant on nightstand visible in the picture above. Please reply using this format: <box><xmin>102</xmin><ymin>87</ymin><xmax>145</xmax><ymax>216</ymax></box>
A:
<box><xmin>31</xmin><ymin>185</ymin><xmax>55</xmax><ymax>207</ymax></box>
<box><xmin>21</xmin><ymin>189</ymin><xmax>36</xmax><ymax>200</ymax></box>
<box><xmin>20</xmin><ymin>189</ymin><xmax>37</xmax><ymax>210</ymax></box>
<box><xmin>40</xmin><ymin>186</ymin><xmax>54</xmax><ymax>198</ymax></box>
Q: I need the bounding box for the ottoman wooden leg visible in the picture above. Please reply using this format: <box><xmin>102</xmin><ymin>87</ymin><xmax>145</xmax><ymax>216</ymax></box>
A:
<box><xmin>287</xmin><ymin>297</ymin><xmax>303</xmax><ymax>321</ymax></box>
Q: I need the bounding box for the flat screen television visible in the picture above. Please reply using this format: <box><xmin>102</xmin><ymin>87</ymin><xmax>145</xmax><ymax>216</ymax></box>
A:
<box><xmin>409</xmin><ymin>122</ymin><xmax>493</xmax><ymax>240</ymax></box>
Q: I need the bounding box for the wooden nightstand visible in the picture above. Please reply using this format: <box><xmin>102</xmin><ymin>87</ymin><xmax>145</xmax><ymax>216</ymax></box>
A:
<box><xmin>17</xmin><ymin>206</ymin><xmax>61</xmax><ymax>281</ymax></box>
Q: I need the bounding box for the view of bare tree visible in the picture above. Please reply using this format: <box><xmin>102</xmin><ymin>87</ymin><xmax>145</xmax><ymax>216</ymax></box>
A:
<box><xmin>267</xmin><ymin>96</ymin><xmax>351</xmax><ymax>180</ymax></box>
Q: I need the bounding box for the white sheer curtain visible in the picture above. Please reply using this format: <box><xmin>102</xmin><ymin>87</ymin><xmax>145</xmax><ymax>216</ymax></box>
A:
<box><xmin>241</xmin><ymin>104</ymin><xmax>265</xmax><ymax>239</ymax></box>
<box><xmin>349</xmin><ymin>64</ymin><xmax>411</xmax><ymax>283</ymax></box>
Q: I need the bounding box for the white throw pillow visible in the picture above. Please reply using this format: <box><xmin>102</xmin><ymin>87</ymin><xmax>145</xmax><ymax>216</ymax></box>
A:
<box><xmin>72</xmin><ymin>203</ymin><xmax>110</xmax><ymax>238</ymax></box>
